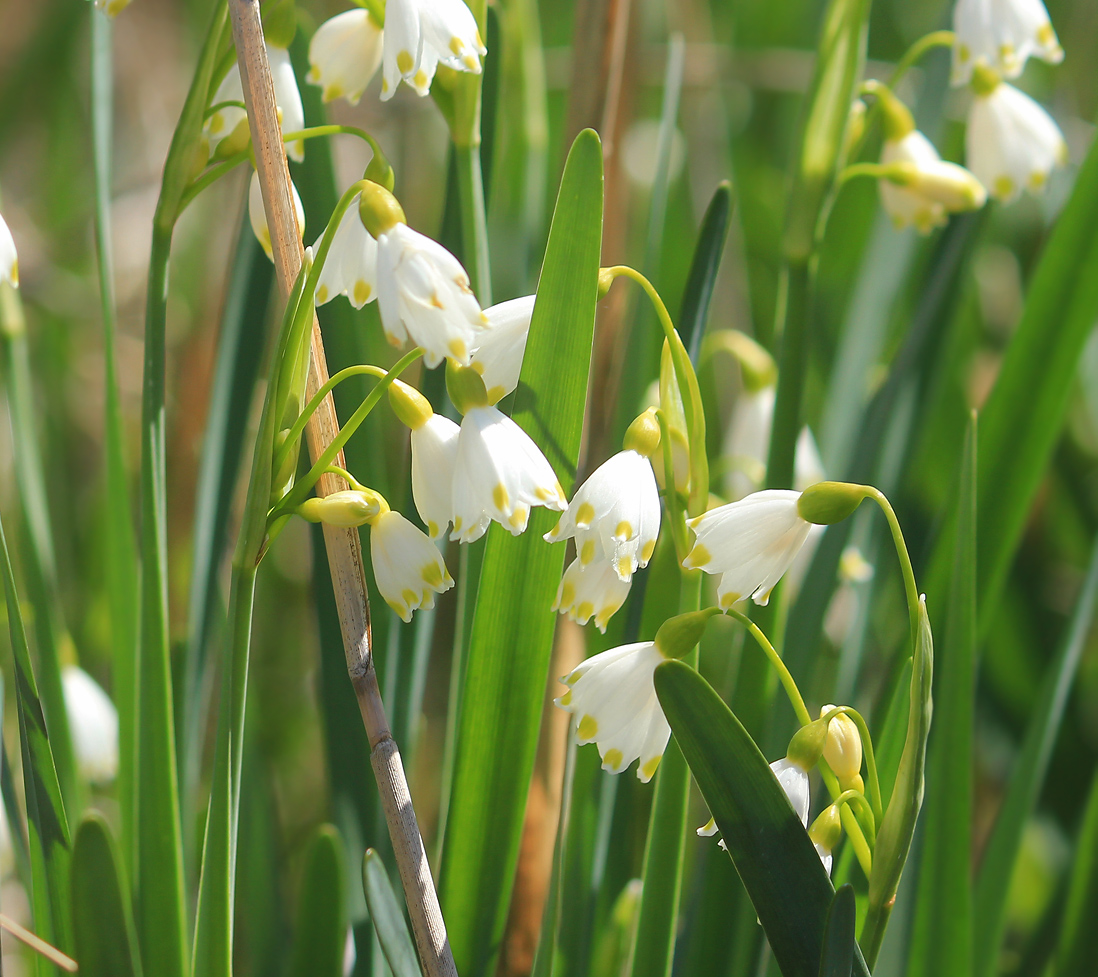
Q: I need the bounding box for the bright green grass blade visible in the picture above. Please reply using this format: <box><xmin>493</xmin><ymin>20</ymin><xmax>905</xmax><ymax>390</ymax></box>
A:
<box><xmin>679</xmin><ymin>181</ymin><xmax>732</xmax><ymax>366</ymax></box>
<box><xmin>71</xmin><ymin>814</ymin><xmax>142</xmax><ymax>977</ymax></box>
<box><xmin>908</xmin><ymin>413</ymin><xmax>976</xmax><ymax>977</ymax></box>
<box><xmin>362</xmin><ymin>849</ymin><xmax>420</xmax><ymax>977</ymax></box>
<box><xmin>653</xmin><ymin>660</ymin><xmax>870</xmax><ymax>977</ymax></box>
<box><xmin>1</xmin><ymin>686</ymin><xmax>33</xmax><ymax>887</ymax></box>
<box><xmin>966</xmin><ymin>137</ymin><xmax>1098</xmax><ymax>632</ymax></box>
<box><xmin>0</xmin><ymin>508</ymin><xmax>72</xmax><ymax>958</ymax></box>
<box><xmin>819</xmin><ymin>885</ymin><xmax>856</xmax><ymax>977</ymax></box>
<box><xmin>438</xmin><ymin>128</ymin><xmax>603</xmax><ymax>977</ymax></box>
<box><xmin>286</xmin><ymin>826</ymin><xmax>347</xmax><ymax>977</ymax></box>
<box><xmin>972</xmin><ymin>535</ymin><xmax>1098</xmax><ymax>977</ymax></box>
<box><xmin>1055</xmin><ymin>767</ymin><xmax>1098</xmax><ymax>976</ymax></box>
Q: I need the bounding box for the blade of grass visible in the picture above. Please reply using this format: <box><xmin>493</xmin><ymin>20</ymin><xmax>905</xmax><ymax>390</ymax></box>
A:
<box><xmin>679</xmin><ymin>181</ymin><xmax>732</xmax><ymax>365</ymax></box>
<box><xmin>363</xmin><ymin>849</ymin><xmax>421</xmax><ymax>977</ymax></box>
<box><xmin>972</xmin><ymin>535</ymin><xmax>1098</xmax><ymax>977</ymax></box>
<box><xmin>1054</xmin><ymin>767</ymin><xmax>1098</xmax><ymax>977</ymax></box>
<box><xmin>71</xmin><ymin>814</ymin><xmax>143</xmax><ymax>977</ymax></box>
<box><xmin>908</xmin><ymin>412</ymin><xmax>976</xmax><ymax>977</ymax></box>
<box><xmin>438</xmin><ymin>128</ymin><xmax>603</xmax><ymax>977</ymax></box>
<box><xmin>0</xmin><ymin>508</ymin><xmax>72</xmax><ymax>957</ymax></box>
<box><xmin>288</xmin><ymin>826</ymin><xmax>347</xmax><ymax>977</ymax></box>
<box><xmin>819</xmin><ymin>885</ymin><xmax>857</xmax><ymax>977</ymax></box>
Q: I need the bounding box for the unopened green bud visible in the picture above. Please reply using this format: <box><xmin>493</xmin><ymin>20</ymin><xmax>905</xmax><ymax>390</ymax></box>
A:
<box><xmin>597</xmin><ymin>267</ymin><xmax>616</xmax><ymax>298</ymax></box>
<box><xmin>624</xmin><ymin>408</ymin><xmax>661</xmax><ymax>457</ymax></box>
<box><xmin>262</xmin><ymin>0</ymin><xmax>298</xmax><ymax>49</ymax></box>
<box><xmin>654</xmin><ymin>608</ymin><xmax>722</xmax><ymax>659</ymax></box>
<box><xmin>725</xmin><ymin>330</ymin><xmax>777</xmax><ymax>392</ymax></box>
<box><xmin>297</xmin><ymin>488</ymin><xmax>386</xmax><ymax>527</ymax></box>
<box><xmin>843</xmin><ymin>99</ymin><xmax>867</xmax><ymax>160</ymax></box>
<box><xmin>809</xmin><ymin>803</ymin><xmax>843</xmax><ymax>851</ymax></box>
<box><xmin>871</xmin><ymin>82</ymin><xmax>915</xmax><ymax>142</ymax></box>
<box><xmin>364</xmin><ymin>152</ymin><xmax>395</xmax><ymax>194</ymax></box>
<box><xmin>388</xmin><ymin>379</ymin><xmax>434</xmax><ymax>430</ymax></box>
<box><xmin>787</xmin><ymin>718</ymin><xmax>829</xmax><ymax>770</ymax></box>
<box><xmin>797</xmin><ymin>481</ymin><xmax>868</xmax><ymax>525</ymax></box>
<box><xmin>821</xmin><ymin>705</ymin><xmax>863</xmax><ymax>788</ymax></box>
<box><xmin>446</xmin><ymin>361</ymin><xmax>489</xmax><ymax>414</ymax></box>
<box><xmin>970</xmin><ymin>63</ymin><xmax>1002</xmax><ymax>97</ymax></box>
<box><xmin>358</xmin><ymin>181</ymin><xmax>406</xmax><ymax>238</ymax></box>
<box><xmin>214</xmin><ymin>118</ymin><xmax>252</xmax><ymax>160</ymax></box>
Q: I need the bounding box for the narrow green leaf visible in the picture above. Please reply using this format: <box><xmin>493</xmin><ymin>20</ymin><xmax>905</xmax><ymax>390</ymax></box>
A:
<box><xmin>909</xmin><ymin>413</ymin><xmax>976</xmax><ymax>977</ymax></box>
<box><xmin>973</xmin><ymin>535</ymin><xmax>1098</xmax><ymax>977</ymax></box>
<box><xmin>653</xmin><ymin>660</ymin><xmax>870</xmax><ymax>977</ymax></box>
<box><xmin>819</xmin><ymin>885</ymin><xmax>856</xmax><ymax>977</ymax></box>
<box><xmin>286</xmin><ymin>826</ymin><xmax>347</xmax><ymax>977</ymax></box>
<box><xmin>1055</xmin><ymin>767</ymin><xmax>1098</xmax><ymax>976</ymax></box>
<box><xmin>0</xmin><ymin>508</ymin><xmax>72</xmax><ymax>958</ymax></box>
<box><xmin>438</xmin><ymin>128</ymin><xmax>603</xmax><ymax>977</ymax></box>
<box><xmin>530</xmin><ymin>738</ymin><xmax>576</xmax><ymax>977</ymax></box>
<box><xmin>71</xmin><ymin>814</ymin><xmax>142</xmax><ymax>977</ymax></box>
<box><xmin>362</xmin><ymin>849</ymin><xmax>420</xmax><ymax>977</ymax></box>
<box><xmin>678</xmin><ymin>181</ymin><xmax>732</xmax><ymax>364</ymax></box>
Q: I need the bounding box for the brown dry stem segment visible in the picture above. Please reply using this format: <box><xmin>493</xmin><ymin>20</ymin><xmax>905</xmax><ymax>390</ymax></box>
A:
<box><xmin>227</xmin><ymin>3</ymin><xmax>458</xmax><ymax>976</ymax></box>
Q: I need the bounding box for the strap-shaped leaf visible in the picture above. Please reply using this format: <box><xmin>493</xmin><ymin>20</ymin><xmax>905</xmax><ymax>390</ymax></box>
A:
<box><xmin>653</xmin><ymin>659</ymin><xmax>870</xmax><ymax>977</ymax></box>
<box><xmin>438</xmin><ymin>128</ymin><xmax>603</xmax><ymax>977</ymax></box>
<box><xmin>679</xmin><ymin>181</ymin><xmax>732</xmax><ymax>364</ymax></box>
<box><xmin>71</xmin><ymin>814</ymin><xmax>142</xmax><ymax>977</ymax></box>
<box><xmin>819</xmin><ymin>885</ymin><xmax>856</xmax><ymax>977</ymax></box>
<box><xmin>288</xmin><ymin>826</ymin><xmax>347</xmax><ymax>977</ymax></box>
<box><xmin>362</xmin><ymin>849</ymin><xmax>420</xmax><ymax>977</ymax></box>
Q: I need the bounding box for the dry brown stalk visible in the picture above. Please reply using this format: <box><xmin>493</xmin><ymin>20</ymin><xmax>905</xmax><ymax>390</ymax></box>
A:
<box><xmin>226</xmin><ymin>3</ymin><xmax>457</xmax><ymax>975</ymax></box>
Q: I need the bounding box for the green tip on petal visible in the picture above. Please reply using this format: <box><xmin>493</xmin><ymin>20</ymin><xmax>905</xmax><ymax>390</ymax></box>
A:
<box><xmin>358</xmin><ymin>181</ymin><xmax>407</xmax><ymax>237</ymax></box>
<box><xmin>786</xmin><ymin>717</ymin><xmax>829</xmax><ymax>770</ymax></box>
<box><xmin>797</xmin><ymin>481</ymin><xmax>869</xmax><ymax>525</ymax></box>
<box><xmin>446</xmin><ymin>360</ymin><xmax>489</xmax><ymax>414</ymax></box>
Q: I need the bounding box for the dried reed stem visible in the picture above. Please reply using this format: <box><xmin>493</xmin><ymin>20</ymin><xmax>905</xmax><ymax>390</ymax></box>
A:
<box><xmin>227</xmin><ymin>4</ymin><xmax>457</xmax><ymax>975</ymax></box>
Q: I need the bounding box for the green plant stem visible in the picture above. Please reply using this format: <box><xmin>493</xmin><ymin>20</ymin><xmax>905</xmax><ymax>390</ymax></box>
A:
<box><xmin>455</xmin><ymin>145</ymin><xmax>492</xmax><ymax>304</ymax></box>
<box><xmin>830</xmin><ymin>789</ymin><xmax>877</xmax><ymax>846</ymax></box>
<box><xmin>766</xmin><ymin>260</ymin><xmax>812</xmax><ymax>489</ymax></box>
<box><xmin>867</xmin><ymin>487</ymin><xmax>921</xmax><ymax>663</ymax></box>
<box><xmin>726</xmin><ymin>608</ymin><xmax>811</xmax><ymax>724</ymax></box>
<box><xmin>655</xmin><ymin>410</ymin><xmax>689</xmax><ymax>560</ymax></box>
<box><xmin>890</xmin><ymin>30</ymin><xmax>954</xmax><ymax>87</ymax></box>
<box><xmin>628</xmin><ymin>569</ymin><xmax>703</xmax><ymax>977</ymax></box>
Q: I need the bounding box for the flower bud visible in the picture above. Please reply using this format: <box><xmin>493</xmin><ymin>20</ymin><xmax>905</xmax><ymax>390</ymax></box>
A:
<box><xmin>796</xmin><ymin>481</ymin><xmax>868</xmax><ymax>525</ymax></box>
<box><xmin>872</xmin><ymin>83</ymin><xmax>916</xmax><ymax>141</ymax></box>
<box><xmin>821</xmin><ymin>704</ymin><xmax>863</xmax><ymax>788</ymax></box>
<box><xmin>809</xmin><ymin>803</ymin><xmax>843</xmax><ymax>852</ymax></box>
<box><xmin>597</xmin><ymin>267</ymin><xmax>616</xmax><ymax>298</ymax></box>
<box><xmin>365</xmin><ymin>152</ymin><xmax>396</xmax><ymax>194</ymax></box>
<box><xmin>654</xmin><ymin>608</ymin><xmax>722</xmax><ymax>660</ymax></box>
<box><xmin>297</xmin><ymin>489</ymin><xmax>384</xmax><ymax>527</ymax></box>
<box><xmin>786</xmin><ymin>717</ymin><xmax>829</xmax><ymax>771</ymax></box>
<box><xmin>358</xmin><ymin>181</ymin><xmax>407</xmax><ymax>238</ymax></box>
<box><xmin>892</xmin><ymin>160</ymin><xmax>988</xmax><ymax>212</ymax></box>
<box><xmin>623</xmin><ymin>408</ymin><xmax>661</xmax><ymax>458</ymax></box>
<box><xmin>389</xmin><ymin>379</ymin><xmax>434</xmax><ymax>430</ymax></box>
<box><xmin>446</xmin><ymin>361</ymin><xmax>490</xmax><ymax>414</ymax></box>
<box><xmin>262</xmin><ymin>0</ymin><xmax>298</xmax><ymax>49</ymax></box>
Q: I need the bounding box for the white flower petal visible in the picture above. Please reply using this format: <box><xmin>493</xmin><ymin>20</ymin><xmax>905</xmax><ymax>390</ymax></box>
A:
<box><xmin>380</xmin><ymin>0</ymin><xmax>484</xmax><ymax>100</ymax></box>
<box><xmin>470</xmin><ymin>295</ymin><xmax>535</xmax><ymax>402</ymax></box>
<box><xmin>411</xmin><ymin>413</ymin><xmax>461</xmax><ymax>539</ymax></box>
<box><xmin>552</xmin><ymin>553</ymin><xmax>632</xmax><ymax>633</ymax></box>
<box><xmin>63</xmin><ymin>665</ymin><xmax>119</xmax><ymax>785</ymax></box>
<box><xmin>307</xmin><ymin>9</ymin><xmax>383</xmax><ymax>106</ymax></box>
<box><xmin>314</xmin><ymin>194</ymin><xmax>378</xmax><ymax>308</ymax></box>
<box><xmin>0</xmin><ymin>211</ymin><xmax>17</xmax><ymax>288</ymax></box>
<box><xmin>814</xmin><ymin>841</ymin><xmax>834</xmax><ymax>876</ymax></box>
<box><xmin>249</xmin><ymin>169</ymin><xmax>305</xmax><ymax>261</ymax></box>
<box><xmin>370</xmin><ymin>510</ymin><xmax>454</xmax><ymax>622</ymax></box>
<box><xmin>952</xmin><ymin>0</ymin><xmax>1063</xmax><ymax>85</ymax></box>
<box><xmin>769</xmin><ymin>757</ymin><xmax>810</xmax><ymax>827</ymax></box>
<box><xmin>879</xmin><ymin>131</ymin><xmax>948</xmax><ymax>233</ymax></box>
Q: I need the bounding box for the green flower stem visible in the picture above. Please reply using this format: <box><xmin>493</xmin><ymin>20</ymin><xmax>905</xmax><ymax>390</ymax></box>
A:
<box><xmin>203</xmin><ymin>98</ymin><xmax>248</xmax><ymax>118</ymax></box>
<box><xmin>838</xmin><ymin>161</ymin><xmax>910</xmax><ymax>186</ymax></box>
<box><xmin>321</xmin><ymin>465</ymin><xmax>366</xmax><ymax>491</ymax></box>
<box><xmin>456</xmin><ymin>145</ymin><xmax>492</xmax><ymax>304</ymax></box>
<box><xmin>831</xmin><ymin>788</ymin><xmax>877</xmax><ymax>847</ymax></box>
<box><xmin>889</xmin><ymin>30</ymin><xmax>955</xmax><ymax>87</ymax></box>
<box><xmin>835</xmin><ymin>706</ymin><xmax>883</xmax><ymax>823</ymax></box>
<box><xmin>178</xmin><ymin>151</ymin><xmax>250</xmax><ymax>213</ymax></box>
<box><xmin>272</xmin><ymin>364</ymin><xmax>389</xmax><ymax>478</ymax></box>
<box><xmin>655</xmin><ymin>409</ymin><xmax>690</xmax><ymax>561</ymax></box>
<box><xmin>867</xmin><ymin>487</ymin><xmax>921</xmax><ymax>666</ymax></box>
<box><xmin>272</xmin><ymin>348</ymin><xmax>424</xmax><ymax>517</ymax></box>
<box><xmin>726</xmin><ymin>608</ymin><xmax>811</xmax><ymax>725</ymax></box>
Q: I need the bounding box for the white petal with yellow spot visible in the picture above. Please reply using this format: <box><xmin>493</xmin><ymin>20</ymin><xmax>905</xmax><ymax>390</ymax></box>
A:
<box><xmin>307</xmin><ymin>9</ymin><xmax>384</xmax><ymax>106</ymax></box>
<box><xmin>769</xmin><ymin>757</ymin><xmax>811</xmax><ymax>827</ymax></box>
<box><xmin>249</xmin><ymin>170</ymin><xmax>305</xmax><ymax>261</ymax></box>
<box><xmin>555</xmin><ymin>641</ymin><xmax>670</xmax><ymax>783</ymax></box>
<box><xmin>966</xmin><ymin>81</ymin><xmax>1067</xmax><ymax>202</ymax></box>
<box><xmin>380</xmin><ymin>0</ymin><xmax>486</xmax><ymax>101</ymax></box>
<box><xmin>314</xmin><ymin>193</ymin><xmax>378</xmax><ymax>309</ymax></box>
<box><xmin>952</xmin><ymin>0</ymin><xmax>1063</xmax><ymax>86</ymax></box>
<box><xmin>369</xmin><ymin>509</ymin><xmax>454</xmax><ymax>622</ymax></box>
<box><xmin>376</xmin><ymin>222</ymin><xmax>486</xmax><ymax>367</ymax></box>
<box><xmin>63</xmin><ymin>665</ymin><xmax>119</xmax><ymax>785</ymax></box>
<box><xmin>682</xmin><ymin>489</ymin><xmax>811</xmax><ymax>608</ymax></box>
<box><xmin>552</xmin><ymin>550</ymin><xmax>632</xmax><ymax>633</ymax></box>
<box><xmin>879</xmin><ymin>131</ymin><xmax>952</xmax><ymax>234</ymax></box>
<box><xmin>450</xmin><ymin>406</ymin><xmax>566</xmax><ymax>543</ymax></box>
<box><xmin>411</xmin><ymin>413</ymin><xmax>461</xmax><ymax>539</ymax></box>
<box><xmin>469</xmin><ymin>295</ymin><xmax>535</xmax><ymax>402</ymax></box>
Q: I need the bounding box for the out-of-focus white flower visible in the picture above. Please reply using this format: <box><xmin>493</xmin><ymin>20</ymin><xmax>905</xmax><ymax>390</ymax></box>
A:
<box><xmin>770</xmin><ymin>756</ymin><xmax>811</xmax><ymax>827</ymax></box>
<box><xmin>314</xmin><ymin>193</ymin><xmax>378</xmax><ymax>309</ymax></box>
<box><xmin>249</xmin><ymin>169</ymin><xmax>305</xmax><ymax>261</ymax></box>
<box><xmin>370</xmin><ymin>509</ymin><xmax>454</xmax><ymax>622</ymax></box>
<box><xmin>411</xmin><ymin>413</ymin><xmax>461</xmax><ymax>540</ymax></box>
<box><xmin>376</xmin><ymin>222</ymin><xmax>487</xmax><ymax>367</ymax></box>
<box><xmin>0</xmin><ymin>211</ymin><xmax>17</xmax><ymax>288</ymax></box>
<box><xmin>555</xmin><ymin>641</ymin><xmax>670</xmax><ymax>783</ymax></box>
<box><xmin>380</xmin><ymin>0</ymin><xmax>486</xmax><ymax>100</ymax></box>
<box><xmin>545</xmin><ymin>450</ymin><xmax>660</xmax><ymax>582</ymax></box>
<box><xmin>206</xmin><ymin>44</ymin><xmax>305</xmax><ymax>161</ymax></box>
<box><xmin>307</xmin><ymin>9</ymin><xmax>384</xmax><ymax>105</ymax></box>
<box><xmin>552</xmin><ymin>546</ymin><xmax>632</xmax><ymax>634</ymax></box>
<box><xmin>451</xmin><ymin>405</ymin><xmax>566</xmax><ymax>542</ymax></box>
<box><xmin>824</xmin><ymin>545</ymin><xmax>874</xmax><ymax>646</ymax></box>
<box><xmin>682</xmin><ymin>490</ymin><xmax>812</xmax><ymax>609</ymax></box>
<box><xmin>952</xmin><ymin>0</ymin><xmax>1063</xmax><ymax>86</ymax></box>
<box><xmin>966</xmin><ymin>75</ymin><xmax>1068</xmax><ymax>202</ymax></box>
<box><xmin>94</xmin><ymin>0</ymin><xmax>133</xmax><ymax>17</ymax></box>
<box><xmin>63</xmin><ymin>665</ymin><xmax>119</xmax><ymax>785</ymax></box>
<box><xmin>469</xmin><ymin>295</ymin><xmax>535</xmax><ymax>402</ymax></box>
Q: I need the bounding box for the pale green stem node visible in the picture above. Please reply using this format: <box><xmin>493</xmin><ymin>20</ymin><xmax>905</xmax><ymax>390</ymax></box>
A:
<box><xmin>358</xmin><ymin>180</ymin><xmax>407</xmax><ymax>237</ymax></box>
<box><xmin>623</xmin><ymin>407</ymin><xmax>662</xmax><ymax>458</ymax></box>
<box><xmin>389</xmin><ymin>379</ymin><xmax>434</xmax><ymax>430</ymax></box>
<box><xmin>797</xmin><ymin>480</ymin><xmax>869</xmax><ymax>525</ymax></box>
<box><xmin>654</xmin><ymin>607</ymin><xmax>722</xmax><ymax>659</ymax></box>
<box><xmin>446</xmin><ymin>361</ymin><xmax>489</xmax><ymax>414</ymax></box>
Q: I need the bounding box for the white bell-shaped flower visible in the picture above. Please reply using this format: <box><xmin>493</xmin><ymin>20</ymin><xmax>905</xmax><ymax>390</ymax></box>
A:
<box><xmin>552</xmin><ymin>548</ymin><xmax>632</xmax><ymax>634</ymax></box>
<box><xmin>769</xmin><ymin>756</ymin><xmax>811</xmax><ymax>827</ymax></box>
<box><xmin>380</xmin><ymin>0</ymin><xmax>486</xmax><ymax>100</ymax></box>
<box><xmin>307</xmin><ymin>9</ymin><xmax>384</xmax><ymax>106</ymax></box>
<box><xmin>723</xmin><ymin>385</ymin><xmax>774</xmax><ymax>501</ymax></box>
<box><xmin>469</xmin><ymin>295</ymin><xmax>535</xmax><ymax>403</ymax></box>
<box><xmin>314</xmin><ymin>194</ymin><xmax>378</xmax><ymax>308</ymax></box>
<box><xmin>450</xmin><ymin>405</ymin><xmax>566</xmax><ymax>543</ymax></box>
<box><xmin>249</xmin><ymin>169</ymin><xmax>305</xmax><ymax>261</ymax></box>
<box><xmin>952</xmin><ymin>0</ymin><xmax>1063</xmax><ymax>86</ymax></box>
<box><xmin>62</xmin><ymin>665</ymin><xmax>119</xmax><ymax>785</ymax></box>
<box><xmin>815</xmin><ymin>842</ymin><xmax>834</xmax><ymax>876</ymax></box>
<box><xmin>370</xmin><ymin>509</ymin><xmax>454</xmax><ymax>622</ymax></box>
<box><xmin>966</xmin><ymin>79</ymin><xmax>1068</xmax><ymax>202</ymax></box>
<box><xmin>545</xmin><ymin>449</ymin><xmax>660</xmax><ymax>582</ymax></box>
<box><xmin>376</xmin><ymin>222</ymin><xmax>487</xmax><ymax>367</ymax></box>
<box><xmin>555</xmin><ymin>641</ymin><xmax>670</xmax><ymax>783</ymax></box>
<box><xmin>206</xmin><ymin>44</ymin><xmax>305</xmax><ymax>161</ymax></box>
<box><xmin>0</xmin><ymin>211</ymin><xmax>17</xmax><ymax>288</ymax></box>
<box><xmin>411</xmin><ymin>413</ymin><xmax>460</xmax><ymax>539</ymax></box>
<box><xmin>682</xmin><ymin>490</ymin><xmax>812</xmax><ymax>609</ymax></box>
<box><xmin>95</xmin><ymin>0</ymin><xmax>133</xmax><ymax>18</ymax></box>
